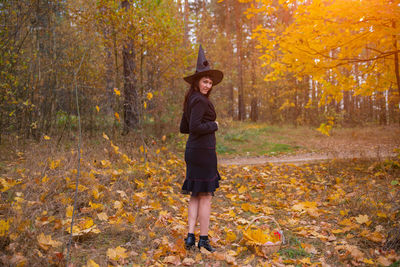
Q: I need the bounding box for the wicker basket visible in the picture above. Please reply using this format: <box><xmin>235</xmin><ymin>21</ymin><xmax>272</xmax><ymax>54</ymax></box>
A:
<box><xmin>242</xmin><ymin>216</ymin><xmax>283</xmax><ymax>257</ymax></box>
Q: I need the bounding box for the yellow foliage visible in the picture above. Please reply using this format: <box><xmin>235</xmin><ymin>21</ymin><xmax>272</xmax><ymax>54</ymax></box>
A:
<box><xmin>113</xmin><ymin>88</ymin><xmax>120</xmax><ymax>96</ymax></box>
<box><xmin>114</xmin><ymin>112</ymin><xmax>120</xmax><ymax>122</ymax></box>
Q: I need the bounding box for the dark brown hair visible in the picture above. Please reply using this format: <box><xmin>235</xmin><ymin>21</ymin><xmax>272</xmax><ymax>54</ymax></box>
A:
<box><xmin>183</xmin><ymin>76</ymin><xmax>213</xmax><ymax>112</ymax></box>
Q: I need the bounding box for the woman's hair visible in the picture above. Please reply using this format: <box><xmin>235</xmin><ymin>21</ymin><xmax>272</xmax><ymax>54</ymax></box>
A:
<box><xmin>183</xmin><ymin>76</ymin><xmax>213</xmax><ymax>112</ymax></box>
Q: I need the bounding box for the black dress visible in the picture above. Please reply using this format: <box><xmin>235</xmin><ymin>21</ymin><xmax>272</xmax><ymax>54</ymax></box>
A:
<box><xmin>179</xmin><ymin>91</ymin><xmax>221</xmax><ymax>196</ymax></box>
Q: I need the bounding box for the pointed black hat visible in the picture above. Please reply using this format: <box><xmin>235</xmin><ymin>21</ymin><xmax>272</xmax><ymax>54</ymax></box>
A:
<box><xmin>183</xmin><ymin>45</ymin><xmax>223</xmax><ymax>86</ymax></box>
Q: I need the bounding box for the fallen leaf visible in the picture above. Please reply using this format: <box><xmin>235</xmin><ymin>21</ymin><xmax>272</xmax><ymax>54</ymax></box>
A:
<box><xmin>97</xmin><ymin>212</ymin><xmax>108</xmax><ymax>221</ymax></box>
<box><xmin>301</xmin><ymin>243</ymin><xmax>318</xmax><ymax>254</ymax></box>
<box><xmin>377</xmin><ymin>256</ymin><xmax>392</xmax><ymax>266</ymax></box>
<box><xmin>163</xmin><ymin>255</ymin><xmax>181</xmax><ymax>265</ymax></box>
<box><xmin>182</xmin><ymin>257</ymin><xmax>195</xmax><ymax>266</ymax></box>
<box><xmin>355</xmin><ymin>214</ymin><xmax>369</xmax><ymax>225</ymax></box>
<box><xmin>85</xmin><ymin>259</ymin><xmax>99</xmax><ymax>267</ymax></box>
<box><xmin>107</xmin><ymin>246</ymin><xmax>128</xmax><ymax>261</ymax></box>
<box><xmin>37</xmin><ymin>233</ymin><xmax>62</xmax><ymax>250</ymax></box>
<box><xmin>299</xmin><ymin>257</ymin><xmax>312</xmax><ymax>265</ymax></box>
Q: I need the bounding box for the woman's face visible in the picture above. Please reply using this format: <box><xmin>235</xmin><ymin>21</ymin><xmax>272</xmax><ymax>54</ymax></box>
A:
<box><xmin>198</xmin><ymin>76</ymin><xmax>213</xmax><ymax>95</ymax></box>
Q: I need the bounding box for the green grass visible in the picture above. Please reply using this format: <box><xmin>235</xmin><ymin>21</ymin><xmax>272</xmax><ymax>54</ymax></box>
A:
<box><xmin>216</xmin><ymin>122</ymin><xmax>303</xmax><ymax>157</ymax></box>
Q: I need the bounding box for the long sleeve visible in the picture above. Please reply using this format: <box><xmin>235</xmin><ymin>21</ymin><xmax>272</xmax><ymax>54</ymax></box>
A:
<box><xmin>180</xmin><ymin>112</ymin><xmax>189</xmax><ymax>134</ymax></box>
<box><xmin>189</xmin><ymin>98</ymin><xmax>218</xmax><ymax>135</ymax></box>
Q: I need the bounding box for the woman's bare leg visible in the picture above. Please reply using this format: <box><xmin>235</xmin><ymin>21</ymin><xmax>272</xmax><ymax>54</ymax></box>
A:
<box><xmin>188</xmin><ymin>196</ymin><xmax>200</xmax><ymax>233</ymax></box>
<box><xmin>198</xmin><ymin>194</ymin><xmax>212</xmax><ymax>235</ymax></box>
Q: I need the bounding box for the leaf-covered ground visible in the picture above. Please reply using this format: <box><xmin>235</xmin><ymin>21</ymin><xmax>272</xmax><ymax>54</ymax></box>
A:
<box><xmin>0</xmin><ymin>137</ymin><xmax>399</xmax><ymax>266</ymax></box>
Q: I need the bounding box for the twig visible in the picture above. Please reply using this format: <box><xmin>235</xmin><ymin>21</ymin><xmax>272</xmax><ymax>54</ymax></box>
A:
<box><xmin>66</xmin><ymin>50</ymin><xmax>86</xmax><ymax>266</ymax></box>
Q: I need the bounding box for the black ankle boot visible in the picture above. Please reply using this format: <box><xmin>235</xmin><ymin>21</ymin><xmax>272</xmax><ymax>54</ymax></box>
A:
<box><xmin>184</xmin><ymin>234</ymin><xmax>195</xmax><ymax>250</ymax></box>
<box><xmin>198</xmin><ymin>237</ymin><xmax>215</xmax><ymax>252</ymax></box>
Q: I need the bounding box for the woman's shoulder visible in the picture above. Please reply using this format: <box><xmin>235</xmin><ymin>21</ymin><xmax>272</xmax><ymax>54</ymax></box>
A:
<box><xmin>189</xmin><ymin>91</ymin><xmax>208</xmax><ymax>105</ymax></box>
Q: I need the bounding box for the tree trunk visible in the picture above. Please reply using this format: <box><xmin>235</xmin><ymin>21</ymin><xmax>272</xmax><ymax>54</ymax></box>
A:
<box><xmin>235</xmin><ymin>2</ymin><xmax>245</xmax><ymax>121</ymax></box>
<box><xmin>225</xmin><ymin>0</ymin><xmax>235</xmax><ymax>119</ymax></box>
<box><xmin>184</xmin><ymin>0</ymin><xmax>189</xmax><ymax>48</ymax></box>
<box><xmin>250</xmin><ymin>0</ymin><xmax>258</xmax><ymax>122</ymax></box>
<box><xmin>122</xmin><ymin>1</ymin><xmax>139</xmax><ymax>134</ymax></box>
<box><xmin>393</xmin><ymin>21</ymin><xmax>400</xmax><ymax>98</ymax></box>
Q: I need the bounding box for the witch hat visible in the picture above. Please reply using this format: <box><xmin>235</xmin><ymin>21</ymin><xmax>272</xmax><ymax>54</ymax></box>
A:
<box><xmin>183</xmin><ymin>45</ymin><xmax>223</xmax><ymax>86</ymax></box>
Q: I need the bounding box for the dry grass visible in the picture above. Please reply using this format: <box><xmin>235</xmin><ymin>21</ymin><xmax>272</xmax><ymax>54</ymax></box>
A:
<box><xmin>0</xmin><ymin>128</ymin><xmax>399</xmax><ymax>266</ymax></box>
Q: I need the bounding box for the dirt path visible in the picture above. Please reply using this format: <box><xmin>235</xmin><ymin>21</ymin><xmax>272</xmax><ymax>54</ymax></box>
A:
<box><xmin>220</xmin><ymin>142</ymin><xmax>399</xmax><ymax>166</ymax></box>
<box><xmin>219</xmin><ymin>150</ymin><xmax>398</xmax><ymax>166</ymax></box>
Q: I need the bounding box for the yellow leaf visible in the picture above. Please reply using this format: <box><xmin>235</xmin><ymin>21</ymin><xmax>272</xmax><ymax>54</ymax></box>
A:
<box><xmin>332</xmin><ymin>229</ymin><xmax>343</xmax><ymax>234</ymax></box>
<box><xmin>43</xmin><ymin>135</ymin><xmax>51</xmax><ymax>140</ymax></box>
<box><xmin>92</xmin><ymin>188</ymin><xmax>100</xmax><ymax>200</ymax></box>
<box><xmin>299</xmin><ymin>257</ymin><xmax>312</xmax><ymax>265</ymax></box>
<box><xmin>0</xmin><ymin>178</ymin><xmax>21</xmax><ymax>192</ymax></box>
<box><xmin>143</xmin><ymin>101</ymin><xmax>147</xmax><ymax>109</ymax></box>
<box><xmin>228</xmin><ymin>210</ymin><xmax>236</xmax><ymax>217</ymax></box>
<box><xmin>377</xmin><ymin>211</ymin><xmax>387</xmax><ymax>218</ymax></box>
<box><xmin>102</xmin><ymin>132</ymin><xmax>109</xmax><ymax>140</ymax></box>
<box><xmin>41</xmin><ymin>175</ymin><xmax>49</xmax><ymax>183</ymax></box>
<box><xmin>82</xmin><ymin>218</ymin><xmax>94</xmax><ymax>229</ymax></box>
<box><xmin>114</xmin><ymin>201</ymin><xmax>123</xmax><ymax>210</ymax></box>
<box><xmin>100</xmin><ymin>160</ymin><xmax>111</xmax><ymax>168</ymax></box>
<box><xmin>66</xmin><ymin>205</ymin><xmax>73</xmax><ymax>218</ymax></box>
<box><xmin>89</xmin><ymin>201</ymin><xmax>104</xmax><ymax>211</ymax></box>
<box><xmin>140</xmin><ymin>146</ymin><xmax>144</xmax><ymax>153</ymax></box>
<box><xmin>107</xmin><ymin>246</ymin><xmax>128</xmax><ymax>261</ymax></box>
<box><xmin>114</xmin><ymin>88</ymin><xmax>121</xmax><ymax>96</ymax></box>
<box><xmin>0</xmin><ymin>219</ymin><xmax>10</xmax><ymax>236</ymax></box>
<box><xmin>50</xmin><ymin>160</ymin><xmax>60</xmax><ymax>170</ymax></box>
<box><xmin>195</xmin><ymin>253</ymin><xmax>202</xmax><ymax>262</ymax></box>
<box><xmin>226</xmin><ymin>231</ymin><xmax>237</xmax><ymax>243</ymax></box>
<box><xmin>37</xmin><ymin>233</ymin><xmax>62</xmax><ymax>250</ymax></box>
<box><xmin>147</xmin><ymin>92</ymin><xmax>153</xmax><ymax>100</ymax></box>
<box><xmin>86</xmin><ymin>259</ymin><xmax>100</xmax><ymax>267</ymax></box>
<box><xmin>97</xmin><ymin>212</ymin><xmax>108</xmax><ymax>221</ymax></box>
<box><xmin>363</xmin><ymin>258</ymin><xmax>375</xmax><ymax>264</ymax></box>
<box><xmin>95</xmin><ymin>105</ymin><xmax>100</xmax><ymax>112</ymax></box>
<box><xmin>355</xmin><ymin>214</ymin><xmax>369</xmax><ymax>225</ymax></box>
<box><xmin>114</xmin><ymin>112</ymin><xmax>120</xmax><ymax>122</ymax></box>
<box><xmin>238</xmin><ymin>185</ymin><xmax>247</xmax><ymax>194</ymax></box>
<box><xmin>241</xmin><ymin>202</ymin><xmax>250</xmax><ymax>211</ymax></box>
<box><xmin>340</xmin><ymin>209</ymin><xmax>349</xmax><ymax>216</ymax></box>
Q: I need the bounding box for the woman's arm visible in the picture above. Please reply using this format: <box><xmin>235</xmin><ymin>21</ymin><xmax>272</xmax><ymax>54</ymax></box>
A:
<box><xmin>180</xmin><ymin>112</ymin><xmax>189</xmax><ymax>134</ymax></box>
<box><xmin>189</xmin><ymin>98</ymin><xmax>218</xmax><ymax>135</ymax></box>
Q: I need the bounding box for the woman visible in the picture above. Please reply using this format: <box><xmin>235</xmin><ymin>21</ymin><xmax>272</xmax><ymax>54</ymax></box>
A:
<box><xmin>179</xmin><ymin>45</ymin><xmax>223</xmax><ymax>252</ymax></box>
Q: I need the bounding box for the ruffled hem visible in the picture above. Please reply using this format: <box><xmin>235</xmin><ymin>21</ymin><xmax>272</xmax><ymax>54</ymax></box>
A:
<box><xmin>181</xmin><ymin>172</ymin><xmax>221</xmax><ymax>196</ymax></box>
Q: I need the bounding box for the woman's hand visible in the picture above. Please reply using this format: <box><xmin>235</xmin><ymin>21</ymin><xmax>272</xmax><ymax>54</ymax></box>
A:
<box><xmin>215</xmin><ymin>121</ymin><xmax>219</xmax><ymax>127</ymax></box>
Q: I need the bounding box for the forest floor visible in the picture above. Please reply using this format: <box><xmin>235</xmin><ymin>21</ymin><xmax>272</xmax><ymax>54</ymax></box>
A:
<box><xmin>0</xmin><ymin>125</ymin><xmax>399</xmax><ymax>266</ymax></box>
<box><xmin>219</xmin><ymin>125</ymin><xmax>400</xmax><ymax>166</ymax></box>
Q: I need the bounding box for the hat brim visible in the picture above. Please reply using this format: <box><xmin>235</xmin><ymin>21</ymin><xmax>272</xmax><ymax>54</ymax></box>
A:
<box><xmin>183</xmin><ymin>70</ymin><xmax>224</xmax><ymax>86</ymax></box>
